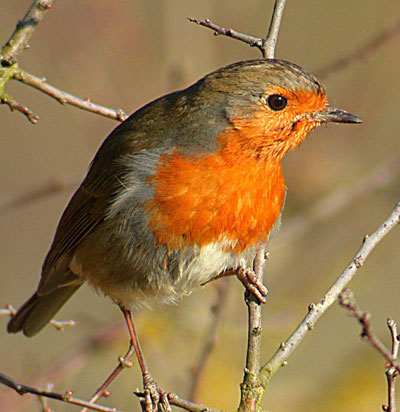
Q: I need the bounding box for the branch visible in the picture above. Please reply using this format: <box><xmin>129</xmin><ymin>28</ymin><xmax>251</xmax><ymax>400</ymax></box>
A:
<box><xmin>264</xmin><ymin>0</ymin><xmax>286</xmax><ymax>58</ymax></box>
<box><xmin>339</xmin><ymin>290</ymin><xmax>399</xmax><ymax>412</ymax></box>
<box><xmin>260</xmin><ymin>200</ymin><xmax>400</xmax><ymax>387</ymax></box>
<box><xmin>275</xmin><ymin>154</ymin><xmax>400</xmax><ymax>248</ymax></box>
<box><xmin>13</xmin><ymin>68</ymin><xmax>127</xmax><ymax>121</ymax></box>
<box><xmin>1</xmin><ymin>305</ymin><xmax>75</xmax><ymax>332</ymax></box>
<box><xmin>188</xmin><ymin>0</ymin><xmax>286</xmax><ymax>58</ymax></box>
<box><xmin>315</xmin><ymin>16</ymin><xmax>400</xmax><ymax>79</ymax></box>
<box><xmin>0</xmin><ymin>0</ymin><xmax>127</xmax><ymax>123</ymax></box>
<box><xmin>1</xmin><ymin>0</ymin><xmax>53</xmax><ymax>66</ymax></box>
<box><xmin>0</xmin><ymin>373</ymin><xmax>124</xmax><ymax>412</ymax></box>
<box><xmin>0</xmin><ymin>91</ymin><xmax>39</xmax><ymax>123</ymax></box>
<box><xmin>339</xmin><ymin>290</ymin><xmax>400</xmax><ymax>373</ymax></box>
<box><xmin>188</xmin><ymin>279</ymin><xmax>231</xmax><ymax>402</ymax></box>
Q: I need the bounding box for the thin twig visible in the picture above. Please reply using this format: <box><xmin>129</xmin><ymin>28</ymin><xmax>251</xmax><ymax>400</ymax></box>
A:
<box><xmin>385</xmin><ymin>318</ymin><xmax>399</xmax><ymax>412</ymax></box>
<box><xmin>79</xmin><ymin>344</ymin><xmax>136</xmax><ymax>412</ymax></box>
<box><xmin>188</xmin><ymin>279</ymin><xmax>231</xmax><ymax>402</ymax></box>
<box><xmin>187</xmin><ymin>18</ymin><xmax>264</xmax><ymax>54</ymax></box>
<box><xmin>1</xmin><ymin>305</ymin><xmax>75</xmax><ymax>332</ymax></box>
<box><xmin>0</xmin><ymin>91</ymin><xmax>39</xmax><ymax>123</ymax></box>
<box><xmin>1</xmin><ymin>0</ymin><xmax>53</xmax><ymax>66</ymax></box>
<box><xmin>189</xmin><ymin>0</ymin><xmax>286</xmax><ymax>59</ymax></box>
<box><xmin>338</xmin><ymin>289</ymin><xmax>400</xmax><ymax>372</ymax></box>
<box><xmin>13</xmin><ymin>68</ymin><xmax>128</xmax><ymax>121</ymax></box>
<box><xmin>0</xmin><ymin>373</ymin><xmax>124</xmax><ymax>412</ymax></box>
<box><xmin>315</xmin><ymin>16</ymin><xmax>400</xmax><ymax>79</ymax></box>
<box><xmin>260</xmin><ymin>201</ymin><xmax>400</xmax><ymax>387</ymax></box>
<box><xmin>339</xmin><ymin>290</ymin><xmax>399</xmax><ymax>412</ymax></box>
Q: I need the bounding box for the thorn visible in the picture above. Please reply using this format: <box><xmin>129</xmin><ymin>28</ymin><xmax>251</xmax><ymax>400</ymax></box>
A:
<box><xmin>308</xmin><ymin>302</ymin><xmax>315</xmax><ymax>311</ymax></box>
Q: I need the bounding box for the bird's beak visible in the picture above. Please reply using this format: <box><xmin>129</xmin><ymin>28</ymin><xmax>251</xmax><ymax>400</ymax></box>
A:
<box><xmin>312</xmin><ymin>108</ymin><xmax>362</xmax><ymax>124</ymax></box>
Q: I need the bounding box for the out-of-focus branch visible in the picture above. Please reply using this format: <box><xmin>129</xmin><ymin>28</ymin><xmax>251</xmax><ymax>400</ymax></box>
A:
<box><xmin>189</xmin><ymin>0</ymin><xmax>286</xmax><ymax>58</ymax></box>
<box><xmin>339</xmin><ymin>290</ymin><xmax>399</xmax><ymax>412</ymax></box>
<box><xmin>0</xmin><ymin>176</ymin><xmax>80</xmax><ymax>215</ymax></box>
<box><xmin>0</xmin><ymin>0</ymin><xmax>127</xmax><ymax>123</ymax></box>
<box><xmin>1</xmin><ymin>305</ymin><xmax>75</xmax><ymax>332</ymax></box>
<box><xmin>0</xmin><ymin>373</ymin><xmax>124</xmax><ymax>412</ymax></box>
<box><xmin>188</xmin><ymin>279</ymin><xmax>231</xmax><ymax>402</ymax></box>
<box><xmin>1</xmin><ymin>0</ymin><xmax>53</xmax><ymax>66</ymax></box>
<box><xmin>315</xmin><ymin>17</ymin><xmax>400</xmax><ymax>79</ymax></box>
<box><xmin>260</xmin><ymin>201</ymin><xmax>400</xmax><ymax>387</ymax></box>
<box><xmin>274</xmin><ymin>154</ymin><xmax>400</xmax><ymax>248</ymax></box>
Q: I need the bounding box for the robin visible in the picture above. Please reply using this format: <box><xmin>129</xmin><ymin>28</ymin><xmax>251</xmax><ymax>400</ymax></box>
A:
<box><xmin>7</xmin><ymin>58</ymin><xmax>361</xmax><ymax>411</ymax></box>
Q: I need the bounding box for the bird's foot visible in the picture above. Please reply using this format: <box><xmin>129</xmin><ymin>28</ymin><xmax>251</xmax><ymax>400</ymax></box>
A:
<box><xmin>141</xmin><ymin>372</ymin><xmax>171</xmax><ymax>412</ymax></box>
<box><xmin>236</xmin><ymin>266</ymin><xmax>268</xmax><ymax>304</ymax></box>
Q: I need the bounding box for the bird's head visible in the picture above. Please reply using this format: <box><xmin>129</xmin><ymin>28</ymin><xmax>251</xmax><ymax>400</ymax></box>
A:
<box><xmin>202</xmin><ymin>59</ymin><xmax>362</xmax><ymax>161</ymax></box>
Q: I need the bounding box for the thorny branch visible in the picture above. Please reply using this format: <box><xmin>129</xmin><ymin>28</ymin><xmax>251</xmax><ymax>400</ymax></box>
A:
<box><xmin>0</xmin><ymin>0</ymin><xmax>127</xmax><ymax>122</ymax></box>
<box><xmin>339</xmin><ymin>290</ymin><xmax>399</xmax><ymax>412</ymax></box>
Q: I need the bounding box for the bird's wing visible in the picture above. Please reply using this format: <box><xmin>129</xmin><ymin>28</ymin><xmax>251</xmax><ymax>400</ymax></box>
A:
<box><xmin>38</xmin><ymin>116</ymin><xmax>167</xmax><ymax>293</ymax></box>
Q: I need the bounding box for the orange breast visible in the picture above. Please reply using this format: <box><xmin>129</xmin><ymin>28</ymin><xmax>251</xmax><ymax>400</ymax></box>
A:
<box><xmin>146</xmin><ymin>136</ymin><xmax>286</xmax><ymax>253</ymax></box>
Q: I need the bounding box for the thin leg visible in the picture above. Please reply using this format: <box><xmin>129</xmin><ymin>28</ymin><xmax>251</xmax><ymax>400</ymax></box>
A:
<box><xmin>121</xmin><ymin>307</ymin><xmax>172</xmax><ymax>412</ymax></box>
<box><xmin>121</xmin><ymin>307</ymin><xmax>148</xmax><ymax>375</ymax></box>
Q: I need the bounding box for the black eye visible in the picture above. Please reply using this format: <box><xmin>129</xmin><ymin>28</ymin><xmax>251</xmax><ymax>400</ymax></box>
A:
<box><xmin>266</xmin><ymin>94</ymin><xmax>287</xmax><ymax>111</ymax></box>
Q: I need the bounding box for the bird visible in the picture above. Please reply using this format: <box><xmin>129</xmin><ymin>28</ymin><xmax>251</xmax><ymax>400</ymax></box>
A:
<box><xmin>7</xmin><ymin>58</ymin><xmax>361</xmax><ymax>411</ymax></box>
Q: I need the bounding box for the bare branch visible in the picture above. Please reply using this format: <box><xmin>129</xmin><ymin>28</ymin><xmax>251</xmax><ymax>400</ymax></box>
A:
<box><xmin>0</xmin><ymin>372</ymin><xmax>124</xmax><ymax>412</ymax></box>
<box><xmin>188</xmin><ymin>279</ymin><xmax>231</xmax><ymax>402</ymax></box>
<box><xmin>339</xmin><ymin>290</ymin><xmax>399</xmax><ymax>412</ymax></box>
<box><xmin>13</xmin><ymin>68</ymin><xmax>128</xmax><ymax>121</ymax></box>
<box><xmin>0</xmin><ymin>91</ymin><xmax>39</xmax><ymax>123</ymax></box>
<box><xmin>315</xmin><ymin>17</ymin><xmax>400</xmax><ymax>79</ymax></box>
<box><xmin>79</xmin><ymin>345</ymin><xmax>136</xmax><ymax>412</ymax></box>
<box><xmin>189</xmin><ymin>0</ymin><xmax>286</xmax><ymax>59</ymax></box>
<box><xmin>0</xmin><ymin>1</ymin><xmax>127</xmax><ymax>123</ymax></box>
<box><xmin>2</xmin><ymin>305</ymin><xmax>75</xmax><ymax>332</ymax></box>
<box><xmin>260</xmin><ymin>201</ymin><xmax>400</xmax><ymax>387</ymax></box>
<box><xmin>339</xmin><ymin>289</ymin><xmax>399</xmax><ymax>371</ymax></box>
<box><xmin>187</xmin><ymin>18</ymin><xmax>265</xmax><ymax>53</ymax></box>
<box><xmin>275</xmin><ymin>154</ymin><xmax>400</xmax><ymax>248</ymax></box>
<box><xmin>1</xmin><ymin>0</ymin><xmax>53</xmax><ymax>66</ymax></box>
<box><xmin>264</xmin><ymin>0</ymin><xmax>286</xmax><ymax>58</ymax></box>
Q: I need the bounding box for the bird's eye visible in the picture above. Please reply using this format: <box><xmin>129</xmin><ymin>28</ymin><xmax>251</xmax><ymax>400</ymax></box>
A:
<box><xmin>266</xmin><ymin>94</ymin><xmax>287</xmax><ymax>111</ymax></box>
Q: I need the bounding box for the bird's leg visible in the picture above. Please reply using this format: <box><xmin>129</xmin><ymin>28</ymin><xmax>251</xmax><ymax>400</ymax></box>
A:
<box><xmin>235</xmin><ymin>265</ymin><xmax>268</xmax><ymax>304</ymax></box>
<box><xmin>121</xmin><ymin>307</ymin><xmax>172</xmax><ymax>412</ymax></box>
<box><xmin>201</xmin><ymin>267</ymin><xmax>268</xmax><ymax>304</ymax></box>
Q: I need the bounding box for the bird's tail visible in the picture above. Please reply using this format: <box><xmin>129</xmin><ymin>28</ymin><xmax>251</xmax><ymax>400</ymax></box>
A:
<box><xmin>7</xmin><ymin>283</ymin><xmax>82</xmax><ymax>337</ymax></box>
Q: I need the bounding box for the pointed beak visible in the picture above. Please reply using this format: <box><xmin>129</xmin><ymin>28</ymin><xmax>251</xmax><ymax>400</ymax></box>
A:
<box><xmin>312</xmin><ymin>108</ymin><xmax>362</xmax><ymax>124</ymax></box>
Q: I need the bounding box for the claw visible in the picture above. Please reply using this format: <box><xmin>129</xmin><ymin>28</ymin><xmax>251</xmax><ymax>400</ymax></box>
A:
<box><xmin>142</xmin><ymin>373</ymin><xmax>172</xmax><ymax>412</ymax></box>
<box><xmin>236</xmin><ymin>266</ymin><xmax>268</xmax><ymax>303</ymax></box>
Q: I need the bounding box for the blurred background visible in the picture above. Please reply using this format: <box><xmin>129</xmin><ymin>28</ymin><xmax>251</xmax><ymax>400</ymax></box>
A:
<box><xmin>1</xmin><ymin>1</ymin><xmax>399</xmax><ymax>411</ymax></box>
